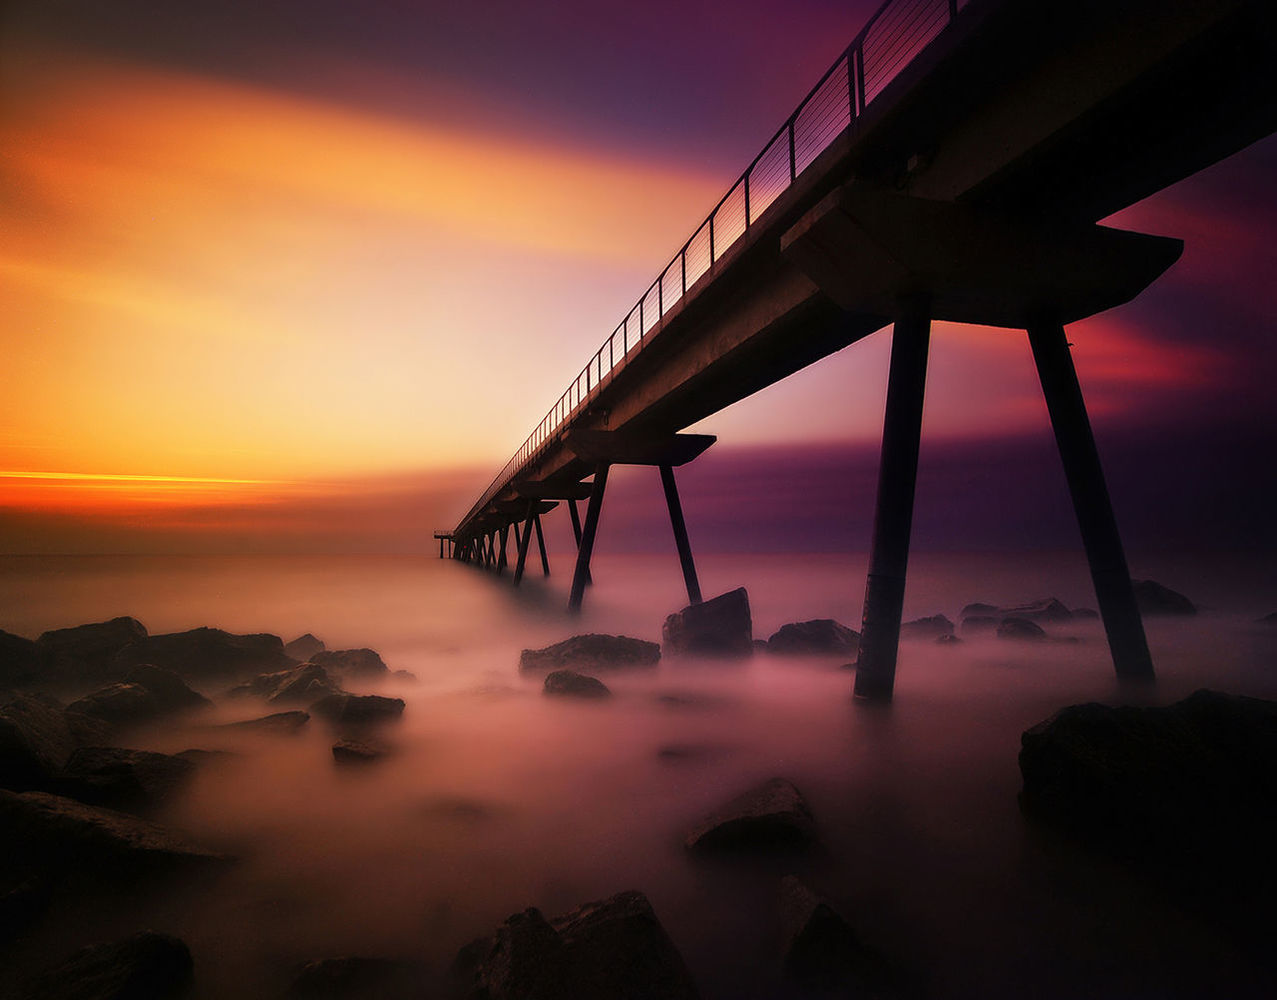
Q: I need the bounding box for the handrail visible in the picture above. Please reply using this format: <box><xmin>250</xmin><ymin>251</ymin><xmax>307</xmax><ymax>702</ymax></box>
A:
<box><xmin>453</xmin><ymin>0</ymin><xmax>961</xmax><ymax>538</ymax></box>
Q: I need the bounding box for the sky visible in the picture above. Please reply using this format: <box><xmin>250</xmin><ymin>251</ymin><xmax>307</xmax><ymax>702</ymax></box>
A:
<box><xmin>2</xmin><ymin>0</ymin><xmax>1274</xmax><ymax>554</ymax></box>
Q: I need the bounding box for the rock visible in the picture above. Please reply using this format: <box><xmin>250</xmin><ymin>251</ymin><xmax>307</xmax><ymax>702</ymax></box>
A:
<box><xmin>1132</xmin><ymin>579</ymin><xmax>1196</xmax><ymax>615</ymax></box>
<box><xmin>0</xmin><ymin>695</ymin><xmax>77</xmax><ymax>791</ymax></box>
<box><xmin>286</xmin><ymin>956</ymin><xmax>427</xmax><ymax>999</ymax></box>
<box><xmin>331</xmin><ymin>739</ymin><xmax>389</xmax><ymax>765</ymax></box>
<box><xmin>901</xmin><ymin>614</ymin><xmax>955</xmax><ymax>638</ymax></box>
<box><xmin>996</xmin><ymin>617</ymin><xmax>1047</xmax><ymax>641</ymax></box>
<box><xmin>935</xmin><ymin>633</ymin><xmax>962</xmax><ymax>645</ymax></box>
<box><xmin>686</xmin><ymin>777</ymin><xmax>816</xmax><ymax>853</ymax></box>
<box><xmin>0</xmin><ymin>629</ymin><xmax>48</xmax><ymax>689</ymax></box>
<box><xmin>960</xmin><ymin>602</ymin><xmax>998</xmax><ymax>619</ymax></box>
<box><xmin>0</xmin><ymin>874</ymin><xmax>53</xmax><ymax>945</ymax></box>
<box><xmin>218</xmin><ymin>710</ymin><xmax>310</xmax><ymax>734</ymax></box>
<box><xmin>1000</xmin><ymin>598</ymin><xmax>1073</xmax><ymax>622</ymax></box>
<box><xmin>18</xmin><ymin>931</ymin><xmax>193</xmax><ymax>1000</ymax></box>
<box><xmin>391</xmin><ymin>669</ymin><xmax>418</xmax><ymax>683</ymax></box>
<box><xmin>779</xmin><ymin>876</ymin><xmax>894</xmax><ymax>995</ymax></box>
<box><xmin>0</xmin><ymin>790</ymin><xmax>226</xmax><ymax>879</ymax></box>
<box><xmin>960</xmin><ymin>615</ymin><xmax>999</xmax><ymax>634</ymax></box>
<box><xmin>65</xmin><ymin>683</ymin><xmax>160</xmax><ymax>728</ymax></box>
<box><xmin>1019</xmin><ymin>690</ymin><xmax>1277</xmax><ymax>961</ymax></box>
<box><xmin>459</xmin><ymin>891</ymin><xmax>698</xmax><ymax>1000</ymax></box>
<box><xmin>519</xmin><ymin>634</ymin><xmax>660</xmax><ymax>673</ymax></box>
<box><xmin>36</xmin><ymin>617</ymin><xmax>148</xmax><ymax>680</ymax></box>
<box><xmin>58</xmin><ymin>747</ymin><xmax>195</xmax><ymax>811</ymax></box>
<box><xmin>113</xmin><ymin>626</ymin><xmax>293</xmax><ymax>681</ymax></box>
<box><xmin>1073</xmin><ymin>607</ymin><xmax>1100</xmax><ymax>619</ymax></box>
<box><xmin>226</xmin><ymin>664</ymin><xmax>342</xmax><ymax>706</ymax></box>
<box><xmin>765</xmin><ymin>619</ymin><xmax>859</xmax><ymax>655</ymax></box>
<box><xmin>122</xmin><ymin>664</ymin><xmax>212</xmax><ymax>713</ymax></box>
<box><xmin>309</xmin><ymin>694</ymin><xmax>404</xmax><ymax>726</ymax></box>
<box><xmin>543</xmin><ymin>670</ymin><xmax>611</xmax><ymax>699</ymax></box>
<box><xmin>662</xmin><ymin>588</ymin><xmax>752</xmax><ymax>658</ymax></box>
<box><xmin>311</xmin><ymin>648</ymin><xmax>388</xmax><ymax>678</ymax></box>
<box><xmin>174</xmin><ymin>748</ymin><xmax>233</xmax><ymax>766</ymax></box>
<box><xmin>284</xmin><ymin>633</ymin><xmax>326</xmax><ymax>661</ymax></box>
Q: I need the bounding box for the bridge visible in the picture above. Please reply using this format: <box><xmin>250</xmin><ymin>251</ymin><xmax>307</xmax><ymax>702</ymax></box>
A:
<box><xmin>439</xmin><ymin>0</ymin><xmax>1277</xmax><ymax>700</ymax></box>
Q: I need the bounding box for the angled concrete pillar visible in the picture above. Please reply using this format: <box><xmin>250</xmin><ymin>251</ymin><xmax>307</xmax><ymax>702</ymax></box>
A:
<box><xmin>569</xmin><ymin>465</ymin><xmax>610</xmax><ymax>612</ymax></box>
<box><xmin>660</xmin><ymin>464</ymin><xmax>702</xmax><ymax>605</ymax></box>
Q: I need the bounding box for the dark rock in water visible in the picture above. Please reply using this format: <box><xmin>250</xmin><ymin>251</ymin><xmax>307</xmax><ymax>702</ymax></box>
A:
<box><xmin>960</xmin><ymin>615</ymin><xmax>999</xmax><ymax>634</ymax></box>
<box><xmin>1020</xmin><ymin>689</ymin><xmax>1277</xmax><ymax>962</ymax></box>
<box><xmin>901</xmin><ymin>614</ymin><xmax>955</xmax><ymax>638</ymax></box>
<box><xmin>391</xmin><ymin>669</ymin><xmax>418</xmax><ymax>683</ymax></box>
<box><xmin>662</xmin><ymin>588</ymin><xmax>752</xmax><ymax>658</ymax></box>
<box><xmin>228</xmin><ymin>663</ymin><xmax>340</xmax><ymax>704</ymax></box>
<box><xmin>1072</xmin><ymin>607</ymin><xmax>1100</xmax><ymax>619</ymax></box>
<box><xmin>114</xmin><ymin>626</ymin><xmax>293</xmax><ymax>681</ymax></box>
<box><xmin>935</xmin><ymin>633</ymin><xmax>962</xmax><ymax>646</ymax></box>
<box><xmin>1000</xmin><ymin>597</ymin><xmax>1073</xmax><ymax>622</ymax></box>
<box><xmin>19</xmin><ymin>931</ymin><xmax>193</xmax><ymax>1000</ymax></box>
<box><xmin>0</xmin><ymin>789</ymin><xmax>227</xmax><ymax>879</ymax></box>
<box><xmin>996</xmin><ymin>617</ymin><xmax>1047</xmax><ymax>641</ymax></box>
<box><xmin>65</xmin><ymin>683</ymin><xmax>160</xmax><ymax>728</ymax></box>
<box><xmin>779</xmin><ymin>876</ymin><xmax>894</xmax><ymax>995</ymax></box>
<box><xmin>458</xmin><ymin>891</ymin><xmax>698</xmax><ymax>1000</ymax></box>
<box><xmin>174</xmin><ymin>748</ymin><xmax>233</xmax><ymax>766</ymax></box>
<box><xmin>686</xmin><ymin>777</ymin><xmax>816</xmax><ymax>853</ymax></box>
<box><xmin>284</xmin><ymin>633</ymin><xmax>326</xmax><ymax>661</ymax></box>
<box><xmin>1132</xmin><ymin>579</ymin><xmax>1196</xmax><ymax>615</ymax></box>
<box><xmin>331</xmin><ymin>739</ymin><xmax>389</xmax><ymax>765</ymax></box>
<box><xmin>0</xmin><ymin>629</ymin><xmax>48</xmax><ymax>689</ymax></box>
<box><xmin>520</xmin><ymin>634</ymin><xmax>660</xmax><ymax>673</ymax></box>
<box><xmin>960</xmin><ymin>602</ymin><xmax>998</xmax><ymax>619</ymax></box>
<box><xmin>310</xmin><ymin>694</ymin><xmax>404</xmax><ymax>726</ymax></box>
<box><xmin>543</xmin><ymin>670</ymin><xmax>610</xmax><ymax>699</ymax></box>
<box><xmin>286</xmin><ymin>955</ymin><xmax>426</xmax><ymax>999</ymax></box>
<box><xmin>58</xmin><ymin>747</ymin><xmax>195</xmax><ymax>811</ymax></box>
<box><xmin>765</xmin><ymin>619</ymin><xmax>859</xmax><ymax>655</ymax></box>
<box><xmin>311</xmin><ymin>648</ymin><xmax>388</xmax><ymax>678</ymax></box>
<box><xmin>218</xmin><ymin>710</ymin><xmax>310</xmax><ymax>735</ymax></box>
<box><xmin>36</xmin><ymin>617</ymin><xmax>148</xmax><ymax>679</ymax></box>
<box><xmin>0</xmin><ymin>874</ymin><xmax>53</xmax><ymax>945</ymax></box>
<box><xmin>123</xmin><ymin>664</ymin><xmax>211</xmax><ymax>713</ymax></box>
<box><xmin>0</xmin><ymin>696</ymin><xmax>77</xmax><ymax>791</ymax></box>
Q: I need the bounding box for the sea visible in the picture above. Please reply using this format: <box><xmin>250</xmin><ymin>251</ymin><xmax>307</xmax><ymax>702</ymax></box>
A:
<box><xmin>1</xmin><ymin>550</ymin><xmax>1275</xmax><ymax>998</ymax></box>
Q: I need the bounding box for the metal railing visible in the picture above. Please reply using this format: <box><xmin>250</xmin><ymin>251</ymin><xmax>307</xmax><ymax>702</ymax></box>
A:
<box><xmin>455</xmin><ymin>0</ymin><xmax>962</xmax><ymax>536</ymax></box>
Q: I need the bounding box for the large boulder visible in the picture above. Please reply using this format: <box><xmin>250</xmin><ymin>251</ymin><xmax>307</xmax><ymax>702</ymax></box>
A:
<box><xmin>65</xmin><ymin>683</ymin><xmax>160</xmax><ymax>728</ymax></box>
<box><xmin>113</xmin><ymin>627</ymin><xmax>293</xmax><ymax>681</ymax></box>
<box><xmin>1132</xmin><ymin>579</ymin><xmax>1196</xmax><ymax>615</ymax></box>
<box><xmin>999</xmin><ymin>598</ymin><xmax>1073</xmax><ymax>622</ymax></box>
<box><xmin>309</xmin><ymin>694</ymin><xmax>404</xmax><ymax>727</ymax></box>
<box><xmin>122</xmin><ymin>664</ymin><xmax>211</xmax><ymax>713</ymax></box>
<box><xmin>331</xmin><ymin>739</ymin><xmax>390</xmax><ymax>765</ymax></box>
<box><xmin>217</xmin><ymin>710</ymin><xmax>310</xmax><ymax>735</ymax></box>
<box><xmin>996</xmin><ymin>617</ymin><xmax>1047</xmax><ymax>641</ymax></box>
<box><xmin>284</xmin><ymin>633</ymin><xmax>326</xmax><ymax>661</ymax></box>
<box><xmin>18</xmin><ymin>931</ymin><xmax>193</xmax><ymax>1000</ymax></box>
<box><xmin>58</xmin><ymin>747</ymin><xmax>195</xmax><ymax>812</ymax></box>
<box><xmin>662</xmin><ymin>589</ymin><xmax>753</xmax><ymax>658</ymax></box>
<box><xmin>519</xmin><ymin>635</ymin><xmax>660</xmax><ymax>673</ymax></box>
<box><xmin>228</xmin><ymin>664</ymin><xmax>341</xmax><ymax>705</ymax></box>
<box><xmin>901</xmin><ymin>614</ymin><xmax>955</xmax><ymax>638</ymax></box>
<box><xmin>0</xmin><ymin>873</ymin><xmax>53</xmax><ymax>946</ymax></box>
<box><xmin>310</xmin><ymin>648</ymin><xmax>388</xmax><ymax>678</ymax></box>
<box><xmin>0</xmin><ymin>630</ymin><xmax>48</xmax><ymax>689</ymax></box>
<box><xmin>765</xmin><ymin>619</ymin><xmax>859</xmax><ymax>656</ymax></box>
<box><xmin>685</xmin><ymin>777</ymin><xmax>817</xmax><ymax>853</ymax></box>
<box><xmin>0</xmin><ymin>696</ymin><xmax>77</xmax><ymax>791</ymax></box>
<box><xmin>36</xmin><ymin>617</ymin><xmax>148</xmax><ymax>680</ymax></box>
<box><xmin>779</xmin><ymin>876</ymin><xmax>894</xmax><ymax>995</ymax></box>
<box><xmin>543</xmin><ymin>670</ymin><xmax>611</xmax><ymax>699</ymax></box>
<box><xmin>458</xmin><ymin>891</ymin><xmax>698</xmax><ymax>1000</ymax></box>
<box><xmin>0</xmin><ymin>789</ymin><xmax>227</xmax><ymax>879</ymax></box>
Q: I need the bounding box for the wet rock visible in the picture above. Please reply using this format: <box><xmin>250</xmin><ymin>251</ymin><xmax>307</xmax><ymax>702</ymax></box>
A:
<box><xmin>935</xmin><ymin>633</ymin><xmax>962</xmax><ymax>646</ymax></box>
<box><xmin>0</xmin><ymin>629</ymin><xmax>48</xmax><ymax>689</ymax></box>
<box><xmin>779</xmin><ymin>876</ymin><xmax>894</xmax><ymax>995</ymax></box>
<box><xmin>228</xmin><ymin>663</ymin><xmax>333</xmax><ymax>701</ymax></box>
<box><xmin>960</xmin><ymin>615</ymin><xmax>999</xmax><ymax>634</ymax></box>
<box><xmin>520</xmin><ymin>634</ymin><xmax>660</xmax><ymax>673</ymax></box>
<box><xmin>174</xmin><ymin>748</ymin><xmax>233</xmax><ymax>766</ymax></box>
<box><xmin>996</xmin><ymin>617</ymin><xmax>1047</xmax><ymax>641</ymax></box>
<box><xmin>58</xmin><ymin>747</ymin><xmax>195</xmax><ymax>811</ymax></box>
<box><xmin>37</xmin><ymin>617</ymin><xmax>148</xmax><ymax>680</ymax></box>
<box><xmin>65</xmin><ymin>683</ymin><xmax>160</xmax><ymax>728</ymax></box>
<box><xmin>0</xmin><ymin>874</ymin><xmax>53</xmax><ymax>945</ymax></box>
<box><xmin>765</xmin><ymin>619</ymin><xmax>859</xmax><ymax>656</ymax></box>
<box><xmin>960</xmin><ymin>602</ymin><xmax>998</xmax><ymax>619</ymax></box>
<box><xmin>331</xmin><ymin>739</ymin><xmax>389</xmax><ymax>765</ymax></box>
<box><xmin>901</xmin><ymin>614</ymin><xmax>955</xmax><ymax>638</ymax></box>
<box><xmin>459</xmin><ymin>891</ymin><xmax>698</xmax><ymax>1000</ymax></box>
<box><xmin>543</xmin><ymin>670</ymin><xmax>611</xmax><ymax>699</ymax></box>
<box><xmin>0</xmin><ymin>695</ymin><xmax>77</xmax><ymax>791</ymax></box>
<box><xmin>18</xmin><ymin>931</ymin><xmax>193</xmax><ymax>1000</ymax></box>
<box><xmin>218</xmin><ymin>710</ymin><xmax>310</xmax><ymax>734</ymax></box>
<box><xmin>391</xmin><ymin>669</ymin><xmax>418</xmax><ymax>683</ymax></box>
<box><xmin>686</xmin><ymin>777</ymin><xmax>816</xmax><ymax>853</ymax></box>
<box><xmin>311</xmin><ymin>648</ymin><xmax>388</xmax><ymax>678</ymax></box>
<box><xmin>662</xmin><ymin>588</ymin><xmax>753</xmax><ymax>658</ymax></box>
<box><xmin>284</xmin><ymin>633</ymin><xmax>326</xmax><ymax>661</ymax></box>
<box><xmin>310</xmin><ymin>694</ymin><xmax>404</xmax><ymax>726</ymax></box>
<box><xmin>1000</xmin><ymin>598</ymin><xmax>1073</xmax><ymax>622</ymax></box>
<box><xmin>122</xmin><ymin>664</ymin><xmax>212</xmax><ymax>713</ymax></box>
<box><xmin>1132</xmin><ymin>579</ymin><xmax>1196</xmax><ymax>615</ymax></box>
<box><xmin>113</xmin><ymin>626</ymin><xmax>293</xmax><ymax>681</ymax></box>
<box><xmin>286</xmin><ymin>955</ymin><xmax>427</xmax><ymax>999</ymax></box>
<box><xmin>0</xmin><ymin>789</ymin><xmax>227</xmax><ymax>879</ymax></box>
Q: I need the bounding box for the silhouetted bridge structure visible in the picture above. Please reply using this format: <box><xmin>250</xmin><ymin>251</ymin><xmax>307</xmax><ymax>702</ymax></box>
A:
<box><xmin>439</xmin><ymin>0</ymin><xmax>1277</xmax><ymax>700</ymax></box>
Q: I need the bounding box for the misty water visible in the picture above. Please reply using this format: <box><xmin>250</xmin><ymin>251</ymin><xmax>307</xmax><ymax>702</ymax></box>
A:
<box><xmin>2</xmin><ymin>551</ymin><xmax>1276</xmax><ymax>998</ymax></box>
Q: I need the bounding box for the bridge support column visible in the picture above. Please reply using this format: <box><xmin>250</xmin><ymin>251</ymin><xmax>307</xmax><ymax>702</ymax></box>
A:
<box><xmin>497</xmin><ymin>526</ymin><xmax>510</xmax><ymax>575</ymax></box>
<box><xmin>855</xmin><ymin>311</ymin><xmax>932</xmax><ymax>702</ymax></box>
<box><xmin>660</xmin><ymin>464</ymin><xmax>702</xmax><ymax>605</ymax></box>
<box><xmin>534</xmin><ymin>515</ymin><xmax>550</xmax><ymax>576</ymax></box>
<box><xmin>1028</xmin><ymin>323</ymin><xmax>1154</xmax><ymax>682</ymax></box>
<box><xmin>569</xmin><ymin>465</ymin><xmax>610</xmax><ymax>613</ymax></box>
<box><xmin>567</xmin><ymin>499</ymin><xmax>592</xmax><ymax>586</ymax></box>
<box><xmin>513</xmin><ymin>508</ymin><xmax>535</xmax><ymax>586</ymax></box>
